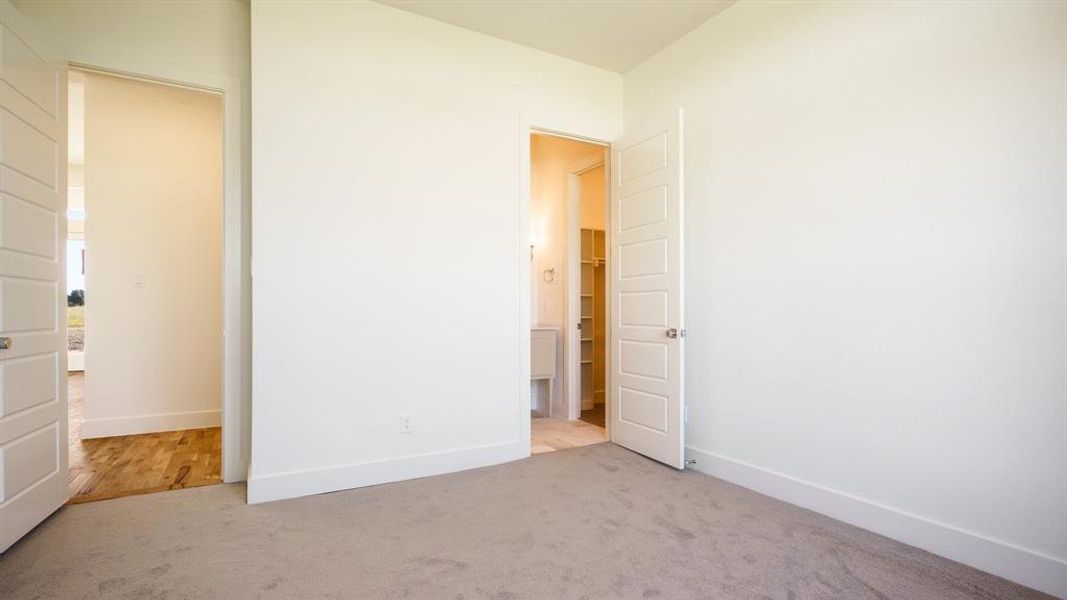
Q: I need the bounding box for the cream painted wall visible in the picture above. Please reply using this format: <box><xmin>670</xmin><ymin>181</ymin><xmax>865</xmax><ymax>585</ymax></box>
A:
<box><xmin>250</xmin><ymin>0</ymin><xmax>621</xmax><ymax>502</ymax></box>
<box><xmin>15</xmin><ymin>0</ymin><xmax>251</xmax><ymax>478</ymax></box>
<box><xmin>81</xmin><ymin>72</ymin><xmax>223</xmax><ymax>437</ymax></box>
<box><xmin>530</xmin><ymin>134</ymin><xmax>603</xmax><ymax>412</ymax></box>
<box><xmin>624</xmin><ymin>0</ymin><xmax>1066</xmax><ymax>594</ymax></box>
<box><xmin>579</xmin><ymin>164</ymin><xmax>605</xmax><ymax>231</ymax></box>
<box><xmin>14</xmin><ymin>0</ymin><xmax>249</xmax><ymax>81</ymax></box>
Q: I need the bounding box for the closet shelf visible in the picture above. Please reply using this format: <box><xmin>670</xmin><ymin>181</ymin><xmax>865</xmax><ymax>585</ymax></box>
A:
<box><xmin>580</xmin><ymin>227</ymin><xmax>605</xmax><ymax>416</ymax></box>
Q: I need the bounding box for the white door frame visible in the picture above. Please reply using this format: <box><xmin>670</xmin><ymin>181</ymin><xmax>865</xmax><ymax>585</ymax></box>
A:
<box><xmin>69</xmin><ymin>62</ymin><xmax>248</xmax><ymax>483</ymax></box>
<box><xmin>564</xmin><ymin>152</ymin><xmax>609</xmax><ymax>422</ymax></box>
<box><xmin>519</xmin><ymin>120</ymin><xmax>610</xmax><ymax>456</ymax></box>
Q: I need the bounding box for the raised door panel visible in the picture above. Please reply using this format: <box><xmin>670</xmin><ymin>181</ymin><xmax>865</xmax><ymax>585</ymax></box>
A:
<box><xmin>0</xmin><ymin>353</ymin><xmax>57</xmax><ymax>416</ymax></box>
<box><xmin>1</xmin><ymin>194</ymin><xmax>57</xmax><ymax>258</ymax></box>
<box><xmin>0</xmin><ymin>24</ymin><xmax>57</xmax><ymax>118</ymax></box>
<box><xmin>0</xmin><ymin>423</ymin><xmax>58</xmax><ymax>502</ymax></box>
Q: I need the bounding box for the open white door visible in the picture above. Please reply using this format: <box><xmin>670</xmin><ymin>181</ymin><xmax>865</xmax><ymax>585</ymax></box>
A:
<box><xmin>0</xmin><ymin>1</ymin><xmax>68</xmax><ymax>552</ymax></box>
<box><xmin>609</xmin><ymin>109</ymin><xmax>684</xmax><ymax>469</ymax></box>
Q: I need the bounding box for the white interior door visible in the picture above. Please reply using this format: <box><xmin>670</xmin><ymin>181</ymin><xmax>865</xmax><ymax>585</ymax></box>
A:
<box><xmin>0</xmin><ymin>1</ymin><xmax>68</xmax><ymax>552</ymax></box>
<box><xmin>609</xmin><ymin>109</ymin><xmax>684</xmax><ymax>469</ymax></box>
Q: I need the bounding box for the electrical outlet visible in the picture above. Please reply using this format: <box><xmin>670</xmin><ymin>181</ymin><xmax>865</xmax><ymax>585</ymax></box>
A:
<box><xmin>400</xmin><ymin>413</ymin><xmax>415</xmax><ymax>433</ymax></box>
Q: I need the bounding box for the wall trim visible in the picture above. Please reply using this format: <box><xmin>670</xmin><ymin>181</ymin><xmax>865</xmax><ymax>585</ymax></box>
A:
<box><xmin>69</xmin><ymin>61</ymin><xmax>248</xmax><ymax>484</ymax></box>
<box><xmin>81</xmin><ymin>409</ymin><xmax>220</xmax><ymax>439</ymax></box>
<box><xmin>247</xmin><ymin>441</ymin><xmax>527</xmax><ymax>505</ymax></box>
<box><xmin>684</xmin><ymin>446</ymin><xmax>1067</xmax><ymax>599</ymax></box>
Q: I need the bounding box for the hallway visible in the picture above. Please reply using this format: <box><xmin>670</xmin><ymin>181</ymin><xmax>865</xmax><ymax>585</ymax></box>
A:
<box><xmin>67</xmin><ymin>373</ymin><xmax>222</xmax><ymax>504</ymax></box>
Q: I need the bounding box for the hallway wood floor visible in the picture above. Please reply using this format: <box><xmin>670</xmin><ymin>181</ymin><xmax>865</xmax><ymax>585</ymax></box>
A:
<box><xmin>67</xmin><ymin>372</ymin><xmax>222</xmax><ymax>504</ymax></box>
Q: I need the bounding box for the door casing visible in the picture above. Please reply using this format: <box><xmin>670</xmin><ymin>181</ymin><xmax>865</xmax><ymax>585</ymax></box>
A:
<box><xmin>519</xmin><ymin>121</ymin><xmax>612</xmax><ymax>454</ymax></box>
<box><xmin>69</xmin><ymin>63</ymin><xmax>248</xmax><ymax>484</ymax></box>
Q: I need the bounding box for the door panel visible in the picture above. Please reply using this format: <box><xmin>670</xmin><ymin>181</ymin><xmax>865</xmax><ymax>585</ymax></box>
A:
<box><xmin>0</xmin><ymin>109</ymin><xmax>58</xmax><ymax>186</ymax></box>
<box><xmin>619</xmin><ymin>291</ymin><xmax>667</xmax><ymax>327</ymax></box>
<box><xmin>618</xmin><ymin>387</ymin><xmax>668</xmax><ymax>433</ymax></box>
<box><xmin>0</xmin><ymin>24</ymin><xmax>57</xmax><ymax>116</ymax></box>
<box><xmin>0</xmin><ymin>279</ymin><xmax>57</xmax><ymax>331</ymax></box>
<box><xmin>1</xmin><ymin>353</ymin><xmax>57</xmax><ymax>415</ymax></box>
<box><xmin>610</xmin><ymin>109</ymin><xmax>684</xmax><ymax>469</ymax></box>
<box><xmin>619</xmin><ymin>238</ymin><xmax>668</xmax><ymax>278</ymax></box>
<box><xmin>1</xmin><ymin>423</ymin><xmax>59</xmax><ymax>502</ymax></box>
<box><xmin>618</xmin><ymin>340</ymin><xmax>667</xmax><ymax>380</ymax></box>
<box><xmin>1</xmin><ymin>194</ymin><xmax>58</xmax><ymax>258</ymax></box>
<box><xmin>619</xmin><ymin>185</ymin><xmax>667</xmax><ymax>232</ymax></box>
<box><xmin>618</xmin><ymin>133</ymin><xmax>667</xmax><ymax>183</ymax></box>
<box><xmin>0</xmin><ymin>1</ymin><xmax>67</xmax><ymax>553</ymax></box>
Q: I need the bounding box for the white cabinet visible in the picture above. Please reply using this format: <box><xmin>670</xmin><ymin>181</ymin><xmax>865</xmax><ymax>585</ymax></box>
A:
<box><xmin>531</xmin><ymin>328</ymin><xmax>557</xmax><ymax>415</ymax></box>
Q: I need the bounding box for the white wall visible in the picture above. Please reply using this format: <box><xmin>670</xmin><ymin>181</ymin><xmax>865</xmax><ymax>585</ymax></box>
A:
<box><xmin>14</xmin><ymin>0</ymin><xmax>249</xmax><ymax>82</ymax></box>
<box><xmin>579</xmin><ymin>164</ymin><xmax>605</xmax><ymax>231</ymax></box>
<box><xmin>80</xmin><ymin>72</ymin><xmax>223</xmax><ymax>438</ymax></box>
<box><xmin>250</xmin><ymin>0</ymin><xmax>621</xmax><ymax>502</ymax></box>
<box><xmin>15</xmin><ymin>0</ymin><xmax>251</xmax><ymax>478</ymax></box>
<box><xmin>624</xmin><ymin>0</ymin><xmax>1066</xmax><ymax>595</ymax></box>
<box><xmin>529</xmin><ymin>134</ymin><xmax>603</xmax><ymax>412</ymax></box>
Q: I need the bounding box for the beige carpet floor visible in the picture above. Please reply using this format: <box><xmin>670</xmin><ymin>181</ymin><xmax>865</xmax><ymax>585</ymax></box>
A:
<box><xmin>0</xmin><ymin>443</ymin><xmax>1051</xmax><ymax>599</ymax></box>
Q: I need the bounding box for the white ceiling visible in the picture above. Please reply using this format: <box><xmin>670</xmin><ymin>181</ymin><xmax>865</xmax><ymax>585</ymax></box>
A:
<box><xmin>375</xmin><ymin>0</ymin><xmax>736</xmax><ymax>73</ymax></box>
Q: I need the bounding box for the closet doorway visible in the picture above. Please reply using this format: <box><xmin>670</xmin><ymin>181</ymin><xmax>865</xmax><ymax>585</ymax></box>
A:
<box><xmin>567</xmin><ymin>158</ymin><xmax>609</xmax><ymax>427</ymax></box>
<box><xmin>528</xmin><ymin>132</ymin><xmax>610</xmax><ymax>453</ymax></box>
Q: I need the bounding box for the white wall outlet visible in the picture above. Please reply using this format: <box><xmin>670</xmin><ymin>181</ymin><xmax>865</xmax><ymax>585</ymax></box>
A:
<box><xmin>400</xmin><ymin>413</ymin><xmax>415</xmax><ymax>433</ymax></box>
<box><xmin>134</xmin><ymin>273</ymin><xmax>144</xmax><ymax>288</ymax></box>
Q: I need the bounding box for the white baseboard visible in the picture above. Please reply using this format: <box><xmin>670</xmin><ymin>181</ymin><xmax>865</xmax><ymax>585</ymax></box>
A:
<box><xmin>247</xmin><ymin>441</ymin><xmax>527</xmax><ymax>504</ymax></box>
<box><xmin>684</xmin><ymin>446</ymin><xmax>1067</xmax><ymax>599</ymax></box>
<box><xmin>80</xmin><ymin>409</ymin><xmax>220</xmax><ymax>439</ymax></box>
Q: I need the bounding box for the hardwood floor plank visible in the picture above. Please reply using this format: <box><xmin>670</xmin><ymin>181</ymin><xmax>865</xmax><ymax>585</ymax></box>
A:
<box><xmin>66</xmin><ymin>372</ymin><xmax>222</xmax><ymax>504</ymax></box>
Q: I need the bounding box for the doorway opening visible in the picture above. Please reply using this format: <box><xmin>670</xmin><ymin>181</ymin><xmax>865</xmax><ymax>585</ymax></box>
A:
<box><xmin>65</xmin><ymin>69</ymin><xmax>224</xmax><ymax>503</ymax></box>
<box><xmin>528</xmin><ymin>131</ymin><xmax>610</xmax><ymax>454</ymax></box>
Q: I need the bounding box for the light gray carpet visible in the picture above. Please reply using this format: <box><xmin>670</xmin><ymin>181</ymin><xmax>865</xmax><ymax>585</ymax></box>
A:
<box><xmin>0</xmin><ymin>443</ymin><xmax>1051</xmax><ymax>599</ymax></box>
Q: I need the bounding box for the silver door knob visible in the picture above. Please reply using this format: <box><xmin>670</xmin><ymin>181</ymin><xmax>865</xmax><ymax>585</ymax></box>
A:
<box><xmin>665</xmin><ymin>328</ymin><xmax>678</xmax><ymax>339</ymax></box>
<box><xmin>0</xmin><ymin>337</ymin><xmax>11</xmax><ymax>349</ymax></box>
